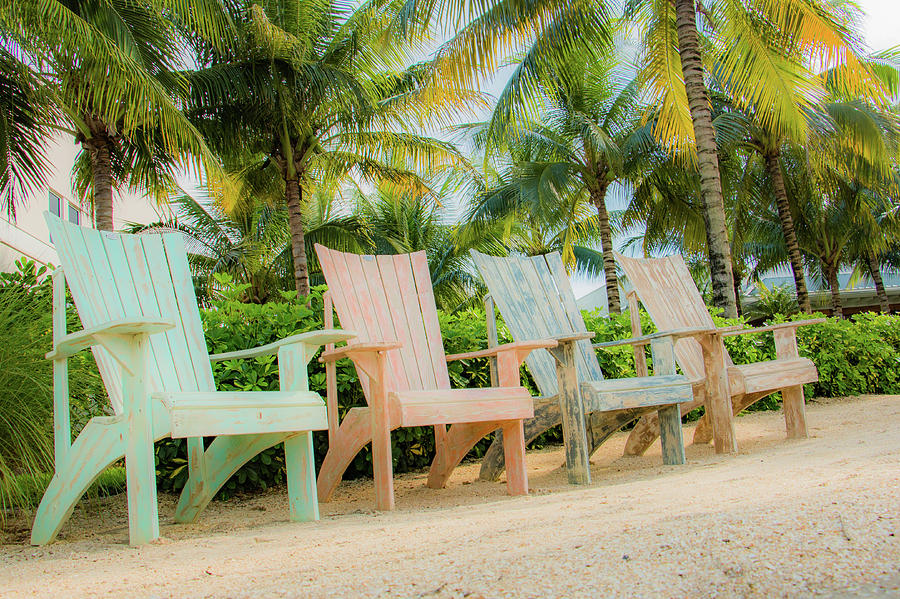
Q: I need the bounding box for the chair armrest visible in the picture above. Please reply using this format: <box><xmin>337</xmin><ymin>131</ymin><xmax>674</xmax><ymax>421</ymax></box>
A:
<box><xmin>720</xmin><ymin>319</ymin><xmax>826</xmax><ymax>337</ymax></box>
<box><xmin>592</xmin><ymin>326</ymin><xmax>716</xmax><ymax>350</ymax></box>
<box><xmin>46</xmin><ymin>318</ymin><xmax>175</xmax><ymax>361</ymax></box>
<box><xmin>551</xmin><ymin>332</ymin><xmax>596</xmax><ymax>343</ymax></box>
<box><xmin>209</xmin><ymin>329</ymin><xmax>356</xmax><ymax>363</ymax></box>
<box><xmin>319</xmin><ymin>341</ymin><xmax>403</xmax><ymax>364</ymax></box>
<box><xmin>445</xmin><ymin>339</ymin><xmax>557</xmax><ymax>362</ymax></box>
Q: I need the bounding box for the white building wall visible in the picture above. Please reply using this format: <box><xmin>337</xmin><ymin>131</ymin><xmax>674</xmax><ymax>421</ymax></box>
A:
<box><xmin>0</xmin><ymin>134</ymin><xmax>171</xmax><ymax>270</ymax></box>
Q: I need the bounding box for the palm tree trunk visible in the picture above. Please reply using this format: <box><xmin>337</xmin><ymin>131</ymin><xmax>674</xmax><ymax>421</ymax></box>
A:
<box><xmin>285</xmin><ymin>178</ymin><xmax>310</xmax><ymax>296</ymax></box>
<box><xmin>673</xmin><ymin>0</ymin><xmax>737</xmax><ymax>318</ymax></box>
<box><xmin>826</xmin><ymin>266</ymin><xmax>842</xmax><ymax>318</ymax></box>
<box><xmin>867</xmin><ymin>252</ymin><xmax>890</xmax><ymax>313</ymax></box>
<box><xmin>89</xmin><ymin>140</ymin><xmax>114</xmax><ymax>231</ymax></box>
<box><xmin>731</xmin><ymin>259</ymin><xmax>742</xmax><ymax>317</ymax></box>
<box><xmin>764</xmin><ymin>149</ymin><xmax>810</xmax><ymax>313</ymax></box>
<box><xmin>590</xmin><ymin>183</ymin><xmax>620</xmax><ymax>314</ymax></box>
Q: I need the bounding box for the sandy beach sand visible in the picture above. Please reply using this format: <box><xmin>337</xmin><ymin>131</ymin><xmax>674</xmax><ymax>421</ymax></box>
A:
<box><xmin>1</xmin><ymin>394</ymin><xmax>898</xmax><ymax>598</ymax></box>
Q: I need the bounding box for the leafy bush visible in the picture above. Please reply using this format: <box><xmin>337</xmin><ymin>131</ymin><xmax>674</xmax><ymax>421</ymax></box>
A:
<box><xmin>0</xmin><ymin>259</ymin><xmax>104</xmax><ymax>518</ymax></box>
<box><xmin>153</xmin><ymin>284</ymin><xmax>900</xmax><ymax>499</ymax></box>
<box><xmin>6</xmin><ymin>265</ymin><xmax>900</xmax><ymax>506</ymax></box>
<box><xmin>743</xmin><ymin>283</ymin><xmax>800</xmax><ymax>323</ymax></box>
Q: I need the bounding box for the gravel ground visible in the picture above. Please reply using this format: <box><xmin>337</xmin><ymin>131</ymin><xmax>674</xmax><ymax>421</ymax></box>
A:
<box><xmin>1</xmin><ymin>394</ymin><xmax>898</xmax><ymax>598</ymax></box>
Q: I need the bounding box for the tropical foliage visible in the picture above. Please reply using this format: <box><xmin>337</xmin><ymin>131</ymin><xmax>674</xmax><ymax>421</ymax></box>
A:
<box><xmin>1</xmin><ymin>0</ymin><xmax>900</xmax><ymax>509</ymax></box>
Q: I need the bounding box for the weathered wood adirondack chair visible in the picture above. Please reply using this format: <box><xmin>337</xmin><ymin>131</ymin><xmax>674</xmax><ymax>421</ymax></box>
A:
<box><xmin>616</xmin><ymin>253</ymin><xmax>824</xmax><ymax>455</ymax></box>
<box><xmin>315</xmin><ymin>244</ymin><xmax>556</xmax><ymax>510</ymax></box>
<box><xmin>471</xmin><ymin>251</ymin><xmax>695</xmax><ymax>485</ymax></box>
<box><xmin>32</xmin><ymin>215</ymin><xmax>353</xmax><ymax>545</ymax></box>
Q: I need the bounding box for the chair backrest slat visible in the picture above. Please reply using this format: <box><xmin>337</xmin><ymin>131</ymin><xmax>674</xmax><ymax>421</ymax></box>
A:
<box><xmin>46</xmin><ymin>215</ymin><xmax>215</xmax><ymax>414</ymax></box>
<box><xmin>50</xmin><ymin>217</ymin><xmax>124</xmax><ymax>411</ymax></box>
<box><xmin>315</xmin><ymin>245</ymin><xmax>450</xmax><ymax>393</ymax></box>
<box><xmin>357</xmin><ymin>253</ymin><xmax>410</xmax><ymax>391</ymax></box>
<box><xmin>472</xmin><ymin>251</ymin><xmax>557</xmax><ymax>394</ymax></box>
<box><xmin>411</xmin><ymin>251</ymin><xmax>452</xmax><ymax>389</ymax></box>
<box><xmin>375</xmin><ymin>255</ymin><xmax>424</xmax><ymax>390</ymax></box>
<box><xmin>472</xmin><ymin>251</ymin><xmax>606</xmax><ymax>397</ymax></box>
<box><xmin>102</xmin><ymin>233</ymin><xmax>174</xmax><ymax>393</ymax></box>
<box><xmin>616</xmin><ymin>253</ymin><xmax>715</xmax><ymax>380</ymax></box>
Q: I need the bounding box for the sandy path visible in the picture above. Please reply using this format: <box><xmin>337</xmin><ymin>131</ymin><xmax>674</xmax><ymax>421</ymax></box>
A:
<box><xmin>1</xmin><ymin>395</ymin><xmax>898</xmax><ymax>598</ymax></box>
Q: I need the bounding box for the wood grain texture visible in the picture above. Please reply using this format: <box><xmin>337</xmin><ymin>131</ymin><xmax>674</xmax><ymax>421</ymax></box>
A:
<box><xmin>553</xmin><ymin>340</ymin><xmax>590</xmax><ymax>485</ymax></box>
<box><xmin>51</xmin><ymin>269</ymin><xmax>71</xmax><ymax>466</ymax></box>
<box><xmin>651</xmin><ymin>338</ymin><xmax>686</xmax><ymax>466</ymax></box>
<box><xmin>478</xmin><ymin>401</ymin><xmax>658</xmax><ymax>481</ymax></box>
<box><xmin>426</xmin><ymin>420</ymin><xmax>504</xmax><ymax>489</ymax></box>
<box><xmin>323</xmin><ymin>293</ymin><xmax>339</xmax><ymax>445</ymax></box>
<box><xmin>627</xmin><ymin>291</ymin><xmax>648</xmax><ymax>378</ymax></box>
<box><xmin>471</xmin><ymin>250</ymin><xmax>693</xmax><ymax>483</ymax></box>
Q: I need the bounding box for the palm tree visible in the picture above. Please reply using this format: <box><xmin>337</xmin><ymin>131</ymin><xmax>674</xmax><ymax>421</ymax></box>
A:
<box><xmin>128</xmin><ymin>181</ymin><xmax>368</xmax><ymax>304</ymax></box>
<box><xmin>355</xmin><ymin>183</ymin><xmax>487</xmax><ymax>311</ymax></box>
<box><xmin>469</xmin><ymin>55</ymin><xmax>650</xmax><ymax>312</ymax></box>
<box><xmin>720</xmin><ymin>46</ymin><xmax>900</xmax><ymax>314</ymax></box>
<box><xmin>843</xmin><ymin>176</ymin><xmax>900</xmax><ymax>314</ymax></box>
<box><xmin>626</xmin><ymin>0</ymin><xmax>887</xmax><ymax>318</ymax></box>
<box><xmin>748</xmin><ymin>145</ymin><xmax>897</xmax><ymax>318</ymax></box>
<box><xmin>463</xmin><ymin>160</ymin><xmax>610</xmax><ymax>286</ymax></box>
<box><xmin>188</xmin><ymin>0</ymin><xmax>472</xmax><ymax>296</ymax></box>
<box><xmin>0</xmin><ymin>42</ymin><xmax>57</xmax><ymax>212</ymax></box>
<box><xmin>4</xmin><ymin>0</ymin><xmax>223</xmax><ymax>230</ymax></box>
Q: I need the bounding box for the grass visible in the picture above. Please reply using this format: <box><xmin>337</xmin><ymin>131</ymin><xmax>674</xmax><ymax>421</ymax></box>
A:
<box><xmin>0</xmin><ymin>260</ymin><xmax>105</xmax><ymax>521</ymax></box>
<box><xmin>2</xmin><ymin>466</ymin><xmax>127</xmax><ymax>515</ymax></box>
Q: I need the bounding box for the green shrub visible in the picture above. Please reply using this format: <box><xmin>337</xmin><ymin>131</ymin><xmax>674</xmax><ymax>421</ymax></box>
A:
<box><xmin>154</xmin><ymin>286</ymin><xmax>900</xmax><ymax>499</ymax></box>
<box><xmin>743</xmin><ymin>284</ymin><xmax>801</xmax><ymax>323</ymax></box>
<box><xmin>6</xmin><ymin>264</ymin><xmax>900</xmax><ymax>506</ymax></box>
<box><xmin>0</xmin><ymin>259</ymin><xmax>104</xmax><ymax>518</ymax></box>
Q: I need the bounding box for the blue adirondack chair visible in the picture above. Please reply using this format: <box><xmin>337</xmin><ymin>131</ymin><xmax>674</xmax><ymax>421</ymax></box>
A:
<box><xmin>31</xmin><ymin>214</ymin><xmax>354</xmax><ymax>545</ymax></box>
<box><xmin>471</xmin><ymin>251</ymin><xmax>698</xmax><ymax>485</ymax></box>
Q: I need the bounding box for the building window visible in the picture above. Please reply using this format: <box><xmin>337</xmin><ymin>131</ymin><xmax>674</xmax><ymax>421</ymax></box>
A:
<box><xmin>49</xmin><ymin>191</ymin><xmax>62</xmax><ymax>217</ymax></box>
<box><xmin>68</xmin><ymin>204</ymin><xmax>81</xmax><ymax>225</ymax></box>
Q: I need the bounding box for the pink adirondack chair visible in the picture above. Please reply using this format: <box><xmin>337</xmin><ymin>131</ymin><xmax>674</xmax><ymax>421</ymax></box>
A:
<box><xmin>315</xmin><ymin>245</ymin><xmax>556</xmax><ymax>510</ymax></box>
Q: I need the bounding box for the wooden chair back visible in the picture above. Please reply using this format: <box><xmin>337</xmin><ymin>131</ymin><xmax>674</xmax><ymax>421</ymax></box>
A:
<box><xmin>615</xmin><ymin>253</ymin><xmax>719</xmax><ymax>381</ymax></box>
<box><xmin>471</xmin><ymin>251</ymin><xmax>606</xmax><ymax>396</ymax></box>
<box><xmin>314</xmin><ymin>244</ymin><xmax>451</xmax><ymax>396</ymax></box>
<box><xmin>46</xmin><ymin>214</ymin><xmax>215</xmax><ymax>414</ymax></box>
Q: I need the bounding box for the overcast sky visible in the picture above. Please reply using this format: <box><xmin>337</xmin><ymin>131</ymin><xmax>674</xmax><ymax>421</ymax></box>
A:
<box><xmin>858</xmin><ymin>0</ymin><xmax>900</xmax><ymax>52</ymax></box>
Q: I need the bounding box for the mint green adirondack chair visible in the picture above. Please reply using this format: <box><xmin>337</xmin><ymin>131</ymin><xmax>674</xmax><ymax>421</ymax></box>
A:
<box><xmin>32</xmin><ymin>215</ymin><xmax>354</xmax><ymax>545</ymax></box>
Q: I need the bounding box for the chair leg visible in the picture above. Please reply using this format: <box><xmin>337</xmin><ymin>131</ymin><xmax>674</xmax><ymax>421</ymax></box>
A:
<box><xmin>427</xmin><ymin>421</ymin><xmax>501</xmax><ymax>489</ymax></box>
<box><xmin>554</xmin><ymin>342</ymin><xmax>590</xmax><ymax>485</ymax></box>
<box><xmin>657</xmin><ymin>404</ymin><xmax>686</xmax><ymax>465</ymax></box>
<box><xmin>479</xmin><ymin>401</ymin><xmax>560</xmax><ymax>482</ymax></box>
<box><xmin>285</xmin><ymin>431</ymin><xmax>318</xmax><ymax>522</ymax></box>
<box><xmin>782</xmin><ymin>385</ymin><xmax>808</xmax><ymax>439</ymax></box>
<box><xmin>125</xmin><ymin>415</ymin><xmax>159</xmax><ymax>545</ymax></box>
<box><xmin>316</xmin><ymin>407</ymin><xmax>373</xmax><ymax>502</ymax></box>
<box><xmin>624</xmin><ymin>412</ymin><xmax>661</xmax><ymax>455</ymax></box>
<box><xmin>502</xmin><ymin>420</ymin><xmax>528</xmax><ymax>496</ymax></box>
<box><xmin>174</xmin><ymin>432</ymin><xmax>290</xmax><ymax>523</ymax></box>
<box><xmin>626</xmin><ymin>396</ymin><xmax>704</xmax><ymax>455</ymax></box>
<box><xmin>31</xmin><ymin>417</ymin><xmax>127</xmax><ymax>545</ymax></box>
<box><xmin>694</xmin><ymin>392</ymin><xmax>766</xmax><ymax>444</ymax></box>
<box><xmin>371</xmin><ymin>409</ymin><xmax>394</xmax><ymax>511</ymax></box>
<box><xmin>692</xmin><ymin>412</ymin><xmax>713</xmax><ymax>445</ymax></box>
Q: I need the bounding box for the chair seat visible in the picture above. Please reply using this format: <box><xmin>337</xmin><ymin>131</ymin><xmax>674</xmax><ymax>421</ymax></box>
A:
<box><xmin>155</xmin><ymin>391</ymin><xmax>328</xmax><ymax>438</ymax></box>
<box><xmin>390</xmin><ymin>387</ymin><xmax>535</xmax><ymax>427</ymax></box>
<box><xmin>728</xmin><ymin>358</ymin><xmax>818</xmax><ymax>397</ymax></box>
<box><xmin>580</xmin><ymin>374</ymin><xmax>694</xmax><ymax>412</ymax></box>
